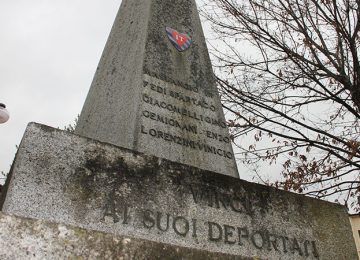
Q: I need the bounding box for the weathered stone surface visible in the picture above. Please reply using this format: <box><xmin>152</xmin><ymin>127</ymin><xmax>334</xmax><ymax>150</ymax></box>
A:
<box><xmin>75</xmin><ymin>0</ymin><xmax>238</xmax><ymax>178</ymax></box>
<box><xmin>1</xmin><ymin>123</ymin><xmax>357</xmax><ymax>259</ymax></box>
<box><xmin>0</xmin><ymin>212</ymin><xmax>254</xmax><ymax>260</ymax></box>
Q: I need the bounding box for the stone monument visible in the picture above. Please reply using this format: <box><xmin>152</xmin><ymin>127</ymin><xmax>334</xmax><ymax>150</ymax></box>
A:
<box><xmin>75</xmin><ymin>0</ymin><xmax>238</xmax><ymax>178</ymax></box>
<box><xmin>0</xmin><ymin>0</ymin><xmax>357</xmax><ymax>259</ymax></box>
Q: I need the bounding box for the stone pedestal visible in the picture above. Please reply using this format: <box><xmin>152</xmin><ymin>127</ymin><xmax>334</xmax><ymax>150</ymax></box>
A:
<box><xmin>0</xmin><ymin>123</ymin><xmax>357</xmax><ymax>259</ymax></box>
<box><xmin>0</xmin><ymin>212</ymin><xmax>252</xmax><ymax>260</ymax></box>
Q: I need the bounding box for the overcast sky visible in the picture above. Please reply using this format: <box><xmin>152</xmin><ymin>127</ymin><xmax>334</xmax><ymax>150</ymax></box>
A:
<box><xmin>0</xmin><ymin>0</ymin><xmax>122</xmax><ymax>179</ymax></box>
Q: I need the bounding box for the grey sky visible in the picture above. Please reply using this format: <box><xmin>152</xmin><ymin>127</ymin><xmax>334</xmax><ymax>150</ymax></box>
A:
<box><xmin>0</xmin><ymin>0</ymin><xmax>121</xmax><ymax>178</ymax></box>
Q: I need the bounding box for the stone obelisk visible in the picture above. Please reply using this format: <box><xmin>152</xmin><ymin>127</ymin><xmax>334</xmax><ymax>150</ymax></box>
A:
<box><xmin>75</xmin><ymin>0</ymin><xmax>238</xmax><ymax>178</ymax></box>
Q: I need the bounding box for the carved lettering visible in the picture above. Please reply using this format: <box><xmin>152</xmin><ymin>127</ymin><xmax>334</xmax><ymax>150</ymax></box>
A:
<box><xmin>265</xmin><ymin>232</ymin><xmax>279</xmax><ymax>251</ymax></box>
<box><xmin>206</xmin><ymin>130</ymin><xmax>230</xmax><ymax>143</ymax></box>
<box><xmin>103</xmin><ymin>203</ymin><xmax>320</xmax><ymax>258</ymax></box>
<box><xmin>122</xmin><ymin>204</ymin><xmax>130</xmax><ymax>224</ymax></box>
<box><xmin>192</xmin><ymin>219</ymin><xmax>198</xmax><ymax>238</ymax></box>
<box><xmin>251</xmin><ymin>231</ymin><xmax>265</xmax><ymax>249</ymax></box>
<box><xmin>142</xmin><ymin>94</ymin><xmax>226</xmax><ymax>128</ymax></box>
<box><xmin>103</xmin><ymin>200</ymin><xmax>120</xmax><ymax>224</ymax></box>
<box><xmin>142</xmin><ymin>209</ymin><xmax>196</xmax><ymax>238</ymax></box>
<box><xmin>189</xmin><ymin>184</ymin><xmax>251</xmax><ymax>214</ymax></box>
<box><xmin>173</xmin><ymin>216</ymin><xmax>190</xmax><ymax>237</ymax></box>
<box><xmin>169</xmin><ymin>90</ymin><xmax>216</xmax><ymax>111</ymax></box>
<box><xmin>142</xmin><ymin>110</ymin><xmax>197</xmax><ymax>134</ymax></box>
<box><xmin>312</xmin><ymin>241</ymin><xmax>320</xmax><ymax>258</ymax></box>
<box><xmin>238</xmin><ymin>227</ymin><xmax>249</xmax><ymax>246</ymax></box>
<box><xmin>141</xmin><ymin>125</ymin><xmax>234</xmax><ymax>159</ymax></box>
<box><xmin>224</xmin><ymin>225</ymin><xmax>236</xmax><ymax>244</ymax></box>
<box><xmin>103</xmin><ymin>200</ymin><xmax>132</xmax><ymax>224</ymax></box>
<box><xmin>304</xmin><ymin>240</ymin><xmax>310</xmax><ymax>257</ymax></box>
<box><xmin>151</xmin><ymin>82</ymin><xmax>167</xmax><ymax>95</ymax></box>
<box><xmin>205</xmin><ymin>221</ymin><xmax>319</xmax><ymax>258</ymax></box>
<box><xmin>156</xmin><ymin>212</ymin><xmax>171</xmax><ymax>231</ymax></box>
<box><xmin>208</xmin><ymin>222</ymin><xmax>222</xmax><ymax>241</ymax></box>
<box><xmin>279</xmin><ymin>236</ymin><xmax>289</xmax><ymax>253</ymax></box>
<box><xmin>291</xmin><ymin>238</ymin><xmax>303</xmax><ymax>256</ymax></box>
<box><xmin>143</xmin><ymin>209</ymin><xmax>155</xmax><ymax>228</ymax></box>
<box><xmin>143</xmin><ymin>72</ymin><xmax>201</xmax><ymax>94</ymax></box>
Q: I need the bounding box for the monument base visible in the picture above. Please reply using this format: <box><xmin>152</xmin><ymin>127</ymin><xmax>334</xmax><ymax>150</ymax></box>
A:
<box><xmin>0</xmin><ymin>123</ymin><xmax>357</xmax><ymax>259</ymax></box>
<box><xmin>0</xmin><ymin>212</ymin><xmax>251</xmax><ymax>259</ymax></box>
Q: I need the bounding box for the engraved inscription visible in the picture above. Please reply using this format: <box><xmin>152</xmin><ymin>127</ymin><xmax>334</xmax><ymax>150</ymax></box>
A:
<box><xmin>141</xmin><ymin>125</ymin><xmax>234</xmax><ymax>159</ymax></box>
<box><xmin>142</xmin><ymin>110</ymin><xmax>198</xmax><ymax>134</ymax></box>
<box><xmin>142</xmin><ymin>94</ymin><xmax>226</xmax><ymax>129</ymax></box>
<box><xmin>206</xmin><ymin>131</ymin><xmax>231</xmax><ymax>143</ymax></box>
<box><xmin>189</xmin><ymin>184</ymin><xmax>252</xmax><ymax>214</ymax></box>
<box><xmin>102</xmin><ymin>202</ymin><xmax>320</xmax><ymax>259</ymax></box>
<box><xmin>143</xmin><ymin>71</ymin><xmax>205</xmax><ymax>96</ymax></box>
<box><xmin>140</xmin><ymin>74</ymin><xmax>235</xmax><ymax>164</ymax></box>
<box><xmin>206</xmin><ymin>222</ymin><xmax>319</xmax><ymax>257</ymax></box>
<box><xmin>143</xmin><ymin>80</ymin><xmax>217</xmax><ymax>112</ymax></box>
<box><xmin>100</xmin><ymin>178</ymin><xmax>320</xmax><ymax>259</ymax></box>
